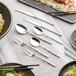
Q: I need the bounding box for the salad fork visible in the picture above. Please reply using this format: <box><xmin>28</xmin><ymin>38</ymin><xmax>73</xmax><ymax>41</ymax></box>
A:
<box><xmin>13</xmin><ymin>36</ymin><xmax>56</xmax><ymax>67</ymax></box>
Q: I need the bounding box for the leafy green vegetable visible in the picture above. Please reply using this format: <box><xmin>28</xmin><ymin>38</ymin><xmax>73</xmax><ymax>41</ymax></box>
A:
<box><xmin>0</xmin><ymin>70</ymin><xmax>25</xmax><ymax>76</ymax></box>
<box><xmin>19</xmin><ymin>72</ymin><xmax>25</xmax><ymax>76</ymax></box>
<box><xmin>0</xmin><ymin>27</ymin><xmax>3</xmax><ymax>33</ymax></box>
<box><xmin>63</xmin><ymin>66</ymin><xmax>76</xmax><ymax>76</ymax></box>
<box><xmin>74</xmin><ymin>37</ymin><xmax>76</xmax><ymax>43</ymax></box>
<box><xmin>0</xmin><ymin>70</ymin><xmax>16</xmax><ymax>76</ymax></box>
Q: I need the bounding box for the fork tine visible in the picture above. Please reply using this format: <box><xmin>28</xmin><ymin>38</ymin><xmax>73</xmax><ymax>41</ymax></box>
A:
<box><xmin>13</xmin><ymin>36</ymin><xmax>24</xmax><ymax>46</ymax></box>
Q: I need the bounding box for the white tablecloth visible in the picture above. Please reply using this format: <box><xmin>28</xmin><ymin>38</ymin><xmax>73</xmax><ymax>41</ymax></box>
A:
<box><xmin>0</xmin><ymin>0</ymin><xmax>76</xmax><ymax>76</ymax></box>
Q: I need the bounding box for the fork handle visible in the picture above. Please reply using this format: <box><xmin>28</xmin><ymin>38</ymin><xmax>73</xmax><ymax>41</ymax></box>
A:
<box><xmin>35</xmin><ymin>55</ymin><xmax>56</xmax><ymax>67</ymax></box>
<box><xmin>24</xmin><ymin>47</ymin><xmax>34</xmax><ymax>56</ymax></box>
<box><xmin>25</xmin><ymin>43</ymin><xmax>49</xmax><ymax>58</ymax></box>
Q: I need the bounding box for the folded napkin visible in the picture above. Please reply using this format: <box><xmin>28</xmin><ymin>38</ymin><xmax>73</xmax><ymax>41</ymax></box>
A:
<box><xmin>0</xmin><ymin>37</ymin><xmax>19</xmax><ymax>64</ymax></box>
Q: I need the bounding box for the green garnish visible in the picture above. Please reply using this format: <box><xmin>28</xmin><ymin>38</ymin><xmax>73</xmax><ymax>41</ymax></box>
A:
<box><xmin>0</xmin><ymin>70</ymin><xmax>25</xmax><ymax>76</ymax></box>
<box><xmin>74</xmin><ymin>37</ymin><xmax>76</xmax><ymax>43</ymax></box>
<box><xmin>0</xmin><ymin>27</ymin><xmax>3</xmax><ymax>33</ymax></box>
<box><xmin>73</xmin><ymin>66</ymin><xmax>76</xmax><ymax>72</ymax></box>
<box><xmin>19</xmin><ymin>72</ymin><xmax>25</xmax><ymax>76</ymax></box>
<box><xmin>0</xmin><ymin>70</ymin><xmax>16</xmax><ymax>76</ymax></box>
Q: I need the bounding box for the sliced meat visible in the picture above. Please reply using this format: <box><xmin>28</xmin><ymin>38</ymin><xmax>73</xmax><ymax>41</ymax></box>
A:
<box><xmin>54</xmin><ymin>0</ymin><xmax>74</xmax><ymax>4</ymax></box>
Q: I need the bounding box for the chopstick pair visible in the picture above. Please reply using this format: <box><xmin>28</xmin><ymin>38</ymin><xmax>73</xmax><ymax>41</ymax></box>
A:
<box><xmin>0</xmin><ymin>64</ymin><xmax>39</xmax><ymax>69</ymax></box>
<box><xmin>0</xmin><ymin>68</ymin><xmax>33</xmax><ymax>71</ymax></box>
<box><xmin>0</xmin><ymin>64</ymin><xmax>39</xmax><ymax>70</ymax></box>
<box><xmin>48</xmin><ymin>12</ymin><xmax>76</xmax><ymax>16</ymax></box>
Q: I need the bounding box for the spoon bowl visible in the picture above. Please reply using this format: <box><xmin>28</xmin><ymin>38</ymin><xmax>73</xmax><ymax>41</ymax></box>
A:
<box><xmin>30</xmin><ymin>37</ymin><xmax>41</xmax><ymax>47</ymax></box>
<box><xmin>30</xmin><ymin>37</ymin><xmax>60</xmax><ymax>58</ymax></box>
<box><xmin>15</xmin><ymin>24</ymin><xmax>27</xmax><ymax>34</ymax></box>
<box><xmin>33</xmin><ymin>26</ymin><xmax>63</xmax><ymax>45</ymax></box>
<box><xmin>15</xmin><ymin>24</ymin><xmax>52</xmax><ymax>45</ymax></box>
<box><xmin>33</xmin><ymin>26</ymin><xmax>43</xmax><ymax>35</ymax></box>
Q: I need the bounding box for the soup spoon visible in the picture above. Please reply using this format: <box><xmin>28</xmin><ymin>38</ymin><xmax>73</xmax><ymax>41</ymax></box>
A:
<box><xmin>15</xmin><ymin>24</ymin><xmax>52</xmax><ymax>45</ymax></box>
<box><xmin>30</xmin><ymin>37</ymin><xmax>60</xmax><ymax>58</ymax></box>
<box><xmin>33</xmin><ymin>26</ymin><xmax>63</xmax><ymax>45</ymax></box>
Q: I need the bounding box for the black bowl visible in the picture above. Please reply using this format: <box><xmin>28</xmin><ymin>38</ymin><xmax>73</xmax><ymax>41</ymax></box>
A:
<box><xmin>0</xmin><ymin>2</ymin><xmax>12</xmax><ymax>39</ymax></box>
<box><xmin>0</xmin><ymin>63</ymin><xmax>35</xmax><ymax>76</ymax></box>
<box><xmin>59</xmin><ymin>61</ymin><xmax>76</xmax><ymax>76</ymax></box>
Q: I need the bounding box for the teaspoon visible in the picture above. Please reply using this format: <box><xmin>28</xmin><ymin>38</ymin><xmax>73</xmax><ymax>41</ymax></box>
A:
<box><xmin>30</xmin><ymin>37</ymin><xmax>60</xmax><ymax>58</ymax></box>
<box><xmin>15</xmin><ymin>24</ymin><xmax>52</xmax><ymax>45</ymax></box>
<box><xmin>33</xmin><ymin>26</ymin><xmax>63</xmax><ymax>45</ymax></box>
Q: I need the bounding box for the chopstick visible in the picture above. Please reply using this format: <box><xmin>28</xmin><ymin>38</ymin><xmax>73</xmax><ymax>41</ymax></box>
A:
<box><xmin>0</xmin><ymin>64</ymin><xmax>40</xmax><ymax>69</ymax></box>
<box><xmin>48</xmin><ymin>12</ymin><xmax>68</xmax><ymax>16</ymax></box>
<box><xmin>48</xmin><ymin>11</ymin><xmax>76</xmax><ymax>16</ymax></box>
<box><xmin>0</xmin><ymin>68</ymin><xmax>33</xmax><ymax>71</ymax></box>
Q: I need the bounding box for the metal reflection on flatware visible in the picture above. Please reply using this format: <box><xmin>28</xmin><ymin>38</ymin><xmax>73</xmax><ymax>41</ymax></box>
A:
<box><xmin>13</xmin><ymin>36</ymin><xmax>49</xmax><ymax>58</ymax></box>
<box><xmin>15</xmin><ymin>9</ymin><xmax>62</xmax><ymax>34</ymax></box>
<box><xmin>23</xmin><ymin>19</ymin><xmax>62</xmax><ymax>37</ymax></box>
<box><xmin>65</xmin><ymin>51</ymin><xmax>76</xmax><ymax>60</ymax></box>
<box><xmin>15</xmin><ymin>24</ymin><xmax>52</xmax><ymax>45</ymax></box>
<box><xmin>30</xmin><ymin>37</ymin><xmax>60</xmax><ymax>58</ymax></box>
<box><xmin>23</xmin><ymin>45</ymin><xmax>56</xmax><ymax>67</ymax></box>
<box><xmin>15</xmin><ymin>9</ymin><xmax>54</xmax><ymax>26</ymax></box>
<box><xmin>33</xmin><ymin>26</ymin><xmax>63</xmax><ymax>45</ymax></box>
<box><xmin>13</xmin><ymin>36</ymin><xmax>55</xmax><ymax>67</ymax></box>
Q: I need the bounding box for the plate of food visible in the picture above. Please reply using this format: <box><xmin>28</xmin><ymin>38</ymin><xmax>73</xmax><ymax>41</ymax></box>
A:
<box><xmin>35</xmin><ymin>0</ymin><xmax>76</xmax><ymax>13</ymax></box>
<box><xmin>17</xmin><ymin>0</ymin><xmax>76</xmax><ymax>24</ymax></box>
<box><xmin>70</xmin><ymin>30</ymin><xmax>76</xmax><ymax>49</ymax></box>
<box><xmin>0</xmin><ymin>63</ymin><xmax>35</xmax><ymax>76</ymax></box>
<box><xmin>0</xmin><ymin>2</ymin><xmax>12</xmax><ymax>39</ymax></box>
<box><xmin>59</xmin><ymin>61</ymin><xmax>76</xmax><ymax>76</ymax></box>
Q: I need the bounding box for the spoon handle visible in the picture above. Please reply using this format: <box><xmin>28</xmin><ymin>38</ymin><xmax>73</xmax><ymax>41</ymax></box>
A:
<box><xmin>24</xmin><ymin>47</ymin><xmax>34</xmax><ymax>57</ymax></box>
<box><xmin>40</xmin><ymin>26</ymin><xmax>62</xmax><ymax>37</ymax></box>
<box><xmin>35</xmin><ymin>55</ymin><xmax>56</xmax><ymax>67</ymax></box>
<box><xmin>65</xmin><ymin>51</ymin><xmax>76</xmax><ymax>60</ymax></box>
<box><xmin>24</xmin><ymin>47</ymin><xmax>55</xmax><ymax>67</ymax></box>
<box><xmin>25</xmin><ymin>43</ymin><xmax>49</xmax><ymax>58</ymax></box>
<box><xmin>45</xmin><ymin>34</ymin><xmax>63</xmax><ymax>45</ymax></box>
<box><xmin>28</xmin><ymin>32</ymin><xmax>52</xmax><ymax>45</ymax></box>
<box><xmin>41</xmin><ymin>45</ymin><xmax>60</xmax><ymax>58</ymax></box>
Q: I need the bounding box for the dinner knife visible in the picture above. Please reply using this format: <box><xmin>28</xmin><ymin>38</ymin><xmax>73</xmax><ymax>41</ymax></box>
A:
<box><xmin>15</xmin><ymin>9</ymin><xmax>63</xmax><ymax>34</ymax></box>
<box><xmin>15</xmin><ymin>9</ymin><xmax>54</xmax><ymax>26</ymax></box>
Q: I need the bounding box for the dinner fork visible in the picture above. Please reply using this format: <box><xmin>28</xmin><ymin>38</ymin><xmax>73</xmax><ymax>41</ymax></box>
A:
<box><xmin>13</xmin><ymin>36</ymin><xmax>56</xmax><ymax>67</ymax></box>
<box><xmin>13</xmin><ymin>36</ymin><xmax>49</xmax><ymax>58</ymax></box>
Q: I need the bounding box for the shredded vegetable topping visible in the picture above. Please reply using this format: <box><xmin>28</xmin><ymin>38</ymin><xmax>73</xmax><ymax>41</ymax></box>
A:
<box><xmin>35</xmin><ymin>0</ymin><xmax>76</xmax><ymax>12</ymax></box>
<box><xmin>63</xmin><ymin>66</ymin><xmax>76</xmax><ymax>76</ymax></box>
<box><xmin>0</xmin><ymin>70</ymin><xmax>25</xmax><ymax>76</ymax></box>
<box><xmin>0</xmin><ymin>12</ymin><xmax>4</xmax><ymax>33</ymax></box>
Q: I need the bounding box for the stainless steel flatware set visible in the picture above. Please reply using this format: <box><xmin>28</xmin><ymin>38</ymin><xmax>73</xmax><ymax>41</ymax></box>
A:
<box><xmin>13</xmin><ymin>9</ymin><xmax>76</xmax><ymax>67</ymax></box>
<box><xmin>13</xmin><ymin>36</ymin><xmax>56</xmax><ymax>67</ymax></box>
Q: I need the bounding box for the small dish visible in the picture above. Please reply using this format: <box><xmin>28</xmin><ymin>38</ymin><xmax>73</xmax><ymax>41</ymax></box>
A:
<box><xmin>59</xmin><ymin>61</ymin><xmax>76</xmax><ymax>76</ymax></box>
<box><xmin>70</xmin><ymin>30</ymin><xmax>76</xmax><ymax>49</ymax></box>
<box><xmin>0</xmin><ymin>63</ymin><xmax>35</xmax><ymax>76</ymax></box>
